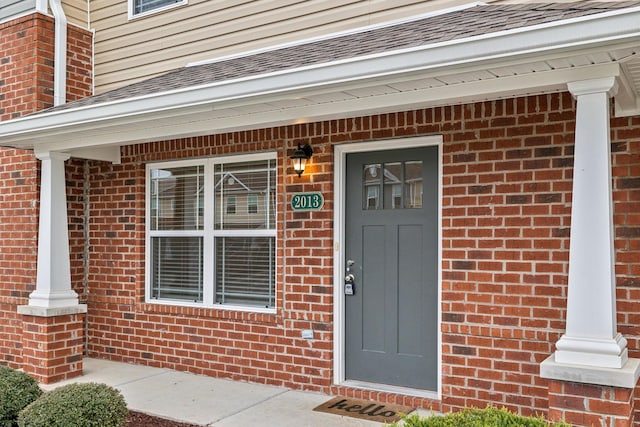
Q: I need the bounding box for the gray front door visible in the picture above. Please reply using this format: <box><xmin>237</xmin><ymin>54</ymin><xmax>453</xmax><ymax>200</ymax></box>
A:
<box><xmin>345</xmin><ymin>146</ymin><xmax>438</xmax><ymax>391</ymax></box>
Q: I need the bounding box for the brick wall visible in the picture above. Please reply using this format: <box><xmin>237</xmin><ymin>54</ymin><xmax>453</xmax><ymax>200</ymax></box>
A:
<box><xmin>0</xmin><ymin>14</ymin><xmax>54</xmax><ymax>120</ymax></box>
<box><xmin>65</xmin><ymin>26</ymin><xmax>93</xmax><ymax>103</ymax></box>
<box><xmin>0</xmin><ymin>149</ymin><xmax>38</xmax><ymax>368</ymax></box>
<box><xmin>80</xmin><ymin>92</ymin><xmax>640</xmax><ymax>421</ymax></box>
<box><xmin>0</xmin><ymin>8</ymin><xmax>637</xmax><ymax>424</ymax></box>
<box><xmin>548</xmin><ymin>380</ymin><xmax>636</xmax><ymax>427</ymax></box>
<box><xmin>67</xmin><ymin>159</ymin><xmax>89</xmax><ymax>301</ymax></box>
<box><xmin>0</xmin><ymin>14</ymin><xmax>93</xmax><ymax>118</ymax></box>
<box><xmin>0</xmin><ymin>13</ymin><xmax>92</xmax><ymax>369</ymax></box>
<box><xmin>21</xmin><ymin>313</ymin><xmax>85</xmax><ymax>384</ymax></box>
<box><xmin>439</xmin><ymin>95</ymin><xmax>576</xmax><ymax>416</ymax></box>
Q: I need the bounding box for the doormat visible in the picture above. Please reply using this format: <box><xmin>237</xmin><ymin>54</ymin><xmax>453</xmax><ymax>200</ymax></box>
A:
<box><xmin>313</xmin><ymin>396</ymin><xmax>414</xmax><ymax>423</ymax></box>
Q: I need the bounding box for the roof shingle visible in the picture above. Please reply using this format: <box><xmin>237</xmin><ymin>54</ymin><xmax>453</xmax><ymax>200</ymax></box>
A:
<box><xmin>49</xmin><ymin>2</ymin><xmax>640</xmax><ymax>112</ymax></box>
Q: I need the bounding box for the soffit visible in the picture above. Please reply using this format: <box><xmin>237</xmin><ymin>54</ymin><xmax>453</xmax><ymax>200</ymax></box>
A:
<box><xmin>49</xmin><ymin>1</ymin><xmax>640</xmax><ymax>111</ymax></box>
<box><xmin>0</xmin><ymin>2</ymin><xmax>639</xmax><ymax>159</ymax></box>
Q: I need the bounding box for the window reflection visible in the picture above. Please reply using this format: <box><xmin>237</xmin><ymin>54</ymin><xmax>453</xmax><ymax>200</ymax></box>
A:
<box><xmin>150</xmin><ymin>165</ymin><xmax>203</xmax><ymax>231</ymax></box>
<box><xmin>214</xmin><ymin>160</ymin><xmax>276</xmax><ymax>230</ymax></box>
<box><xmin>363</xmin><ymin>164</ymin><xmax>381</xmax><ymax>210</ymax></box>
<box><xmin>362</xmin><ymin>160</ymin><xmax>423</xmax><ymax>210</ymax></box>
<box><xmin>404</xmin><ymin>161</ymin><xmax>423</xmax><ymax>209</ymax></box>
<box><xmin>384</xmin><ymin>162</ymin><xmax>402</xmax><ymax>209</ymax></box>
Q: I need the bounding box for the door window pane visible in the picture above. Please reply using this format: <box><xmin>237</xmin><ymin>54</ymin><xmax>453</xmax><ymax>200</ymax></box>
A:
<box><xmin>404</xmin><ymin>161</ymin><xmax>423</xmax><ymax>208</ymax></box>
<box><xmin>363</xmin><ymin>164</ymin><xmax>381</xmax><ymax>210</ymax></box>
<box><xmin>363</xmin><ymin>160</ymin><xmax>423</xmax><ymax>210</ymax></box>
<box><xmin>384</xmin><ymin>162</ymin><xmax>402</xmax><ymax>209</ymax></box>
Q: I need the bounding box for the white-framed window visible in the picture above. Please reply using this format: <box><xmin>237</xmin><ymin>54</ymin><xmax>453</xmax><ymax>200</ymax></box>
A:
<box><xmin>129</xmin><ymin>0</ymin><xmax>187</xmax><ymax>19</ymax></box>
<box><xmin>226</xmin><ymin>195</ymin><xmax>237</xmax><ymax>215</ymax></box>
<box><xmin>146</xmin><ymin>153</ymin><xmax>277</xmax><ymax>311</ymax></box>
<box><xmin>247</xmin><ymin>194</ymin><xmax>258</xmax><ymax>214</ymax></box>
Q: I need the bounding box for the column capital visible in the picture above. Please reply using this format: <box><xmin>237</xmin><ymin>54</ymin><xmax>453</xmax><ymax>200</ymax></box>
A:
<box><xmin>35</xmin><ymin>151</ymin><xmax>71</xmax><ymax>162</ymax></box>
<box><xmin>568</xmin><ymin>77</ymin><xmax>618</xmax><ymax>98</ymax></box>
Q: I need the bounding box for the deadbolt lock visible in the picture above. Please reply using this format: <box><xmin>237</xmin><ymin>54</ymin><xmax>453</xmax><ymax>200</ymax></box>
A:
<box><xmin>344</xmin><ymin>273</ymin><xmax>355</xmax><ymax>295</ymax></box>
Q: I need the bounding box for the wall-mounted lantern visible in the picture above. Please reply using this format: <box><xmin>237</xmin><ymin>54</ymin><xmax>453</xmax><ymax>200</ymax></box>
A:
<box><xmin>290</xmin><ymin>143</ymin><xmax>313</xmax><ymax>178</ymax></box>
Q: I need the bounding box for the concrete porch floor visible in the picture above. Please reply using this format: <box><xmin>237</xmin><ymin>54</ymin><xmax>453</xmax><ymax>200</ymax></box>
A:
<box><xmin>43</xmin><ymin>358</ymin><xmax>421</xmax><ymax>426</ymax></box>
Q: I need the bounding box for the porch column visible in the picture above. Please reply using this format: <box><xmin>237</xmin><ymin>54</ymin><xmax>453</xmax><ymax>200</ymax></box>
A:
<box><xmin>556</xmin><ymin>77</ymin><xmax>625</xmax><ymax>368</ymax></box>
<box><xmin>540</xmin><ymin>77</ymin><xmax>640</xmax><ymax>427</ymax></box>
<box><xmin>26</xmin><ymin>152</ymin><xmax>80</xmax><ymax>308</ymax></box>
<box><xmin>18</xmin><ymin>151</ymin><xmax>86</xmax><ymax>383</ymax></box>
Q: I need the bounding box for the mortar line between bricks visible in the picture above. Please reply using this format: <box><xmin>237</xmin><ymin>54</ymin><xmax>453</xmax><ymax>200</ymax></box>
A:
<box><xmin>207</xmin><ymin>389</ymin><xmax>290</xmax><ymax>426</ymax></box>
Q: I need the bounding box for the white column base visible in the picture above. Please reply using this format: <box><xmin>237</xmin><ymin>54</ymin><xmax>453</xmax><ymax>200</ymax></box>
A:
<box><xmin>26</xmin><ymin>289</ymin><xmax>80</xmax><ymax>309</ymax></box>
<box><xmin>555</xmin><ymin>333</ymin><xmax>628</xmax><ymax>369</ymax></box>
<box><xmin>541</xmin><ymin>354</ymin><xmax>640</xmax><ymax>389</ymax></box>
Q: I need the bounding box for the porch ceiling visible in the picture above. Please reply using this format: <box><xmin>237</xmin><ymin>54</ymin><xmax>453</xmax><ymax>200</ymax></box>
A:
<box><xmin>0</xmin><ymin>3</ymin><xmax>639</xmax><ymax>162</ymax></box>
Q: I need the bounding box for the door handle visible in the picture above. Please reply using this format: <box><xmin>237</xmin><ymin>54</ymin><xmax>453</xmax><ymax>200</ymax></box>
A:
<box><xmin>345</xmin><ymin>259</ymin><xmax>356</xmax><ymax>295</ymax></box>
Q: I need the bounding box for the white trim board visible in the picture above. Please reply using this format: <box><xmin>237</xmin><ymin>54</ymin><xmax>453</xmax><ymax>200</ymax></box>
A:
<box><xmin>332</xmin><ymin>135</ymin><xmax>443</xmax><ymax>400</ymax></box>
<box><xmin>1</xmin><ymin>5</ymin><xmax>639</xmax><ymax>151</ymax></box>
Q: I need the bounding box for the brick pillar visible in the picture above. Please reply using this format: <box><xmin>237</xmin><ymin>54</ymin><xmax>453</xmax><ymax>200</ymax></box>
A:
<box><xmin>20</xmin><ymin>309</ymin><xmax>86</xmax><ymax>384</ymax></box>
<box><xmin>548</xmin><ymin>380</ymin><xmax>635</xmax><ymax>427</ymax></box>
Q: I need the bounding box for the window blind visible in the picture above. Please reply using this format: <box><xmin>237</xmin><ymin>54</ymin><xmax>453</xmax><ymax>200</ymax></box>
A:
<box><xmin>151</xmin><ymin>236</ymin><xmax>203</xmax><ymax>302</ymax></box>
<box><xmin>215</xmin><ymin>237</ymin><xmax>275</xmax><ymax>307</ymax></box>
<box><xmin>150</xmin><ymin>165</ymin><xmax>204</xmax><ymax>302</ymax></box>
<box><xmin>214</xmin><ymin>159</ymin><xmax>276</xmax><ymax>308</ymax></box>
<box><xmin>147</xmin><ymin>155</ymin><xmax>277</xmax><ymax>309</ymax></box>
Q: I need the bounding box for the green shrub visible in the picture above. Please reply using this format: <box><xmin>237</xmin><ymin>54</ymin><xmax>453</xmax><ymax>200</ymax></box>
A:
<box><xmin>0</xmin><ymin>365</ymin><xmax>43</xmax><ymax>427</ymax></box>
<box><xmin>393</xmin><ymin>407</ymin><xmax>571</xmax><ymax>427</ymax></box>
<box><xmin>17</xmin><ymin>382</ymin><xmax>127</xmax><ymax>427</ymax></box>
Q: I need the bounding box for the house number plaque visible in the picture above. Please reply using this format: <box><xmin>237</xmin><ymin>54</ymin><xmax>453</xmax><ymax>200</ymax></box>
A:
<box><xmin>291</xmin><ymin>192</ymin><xmax>324</xmax><ymax>211</ymax></box>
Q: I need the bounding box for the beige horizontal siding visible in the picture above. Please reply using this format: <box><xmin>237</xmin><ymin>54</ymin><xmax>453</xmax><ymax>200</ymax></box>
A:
<box><xmin>62</xmin><ymin>0</ymin><xmax>88</xmax><ymax>28</ymax></box>
<box><xmin>91</xmin><ymin>0</ymin><xmax>491</xmax><ymax>93</ymax></box>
